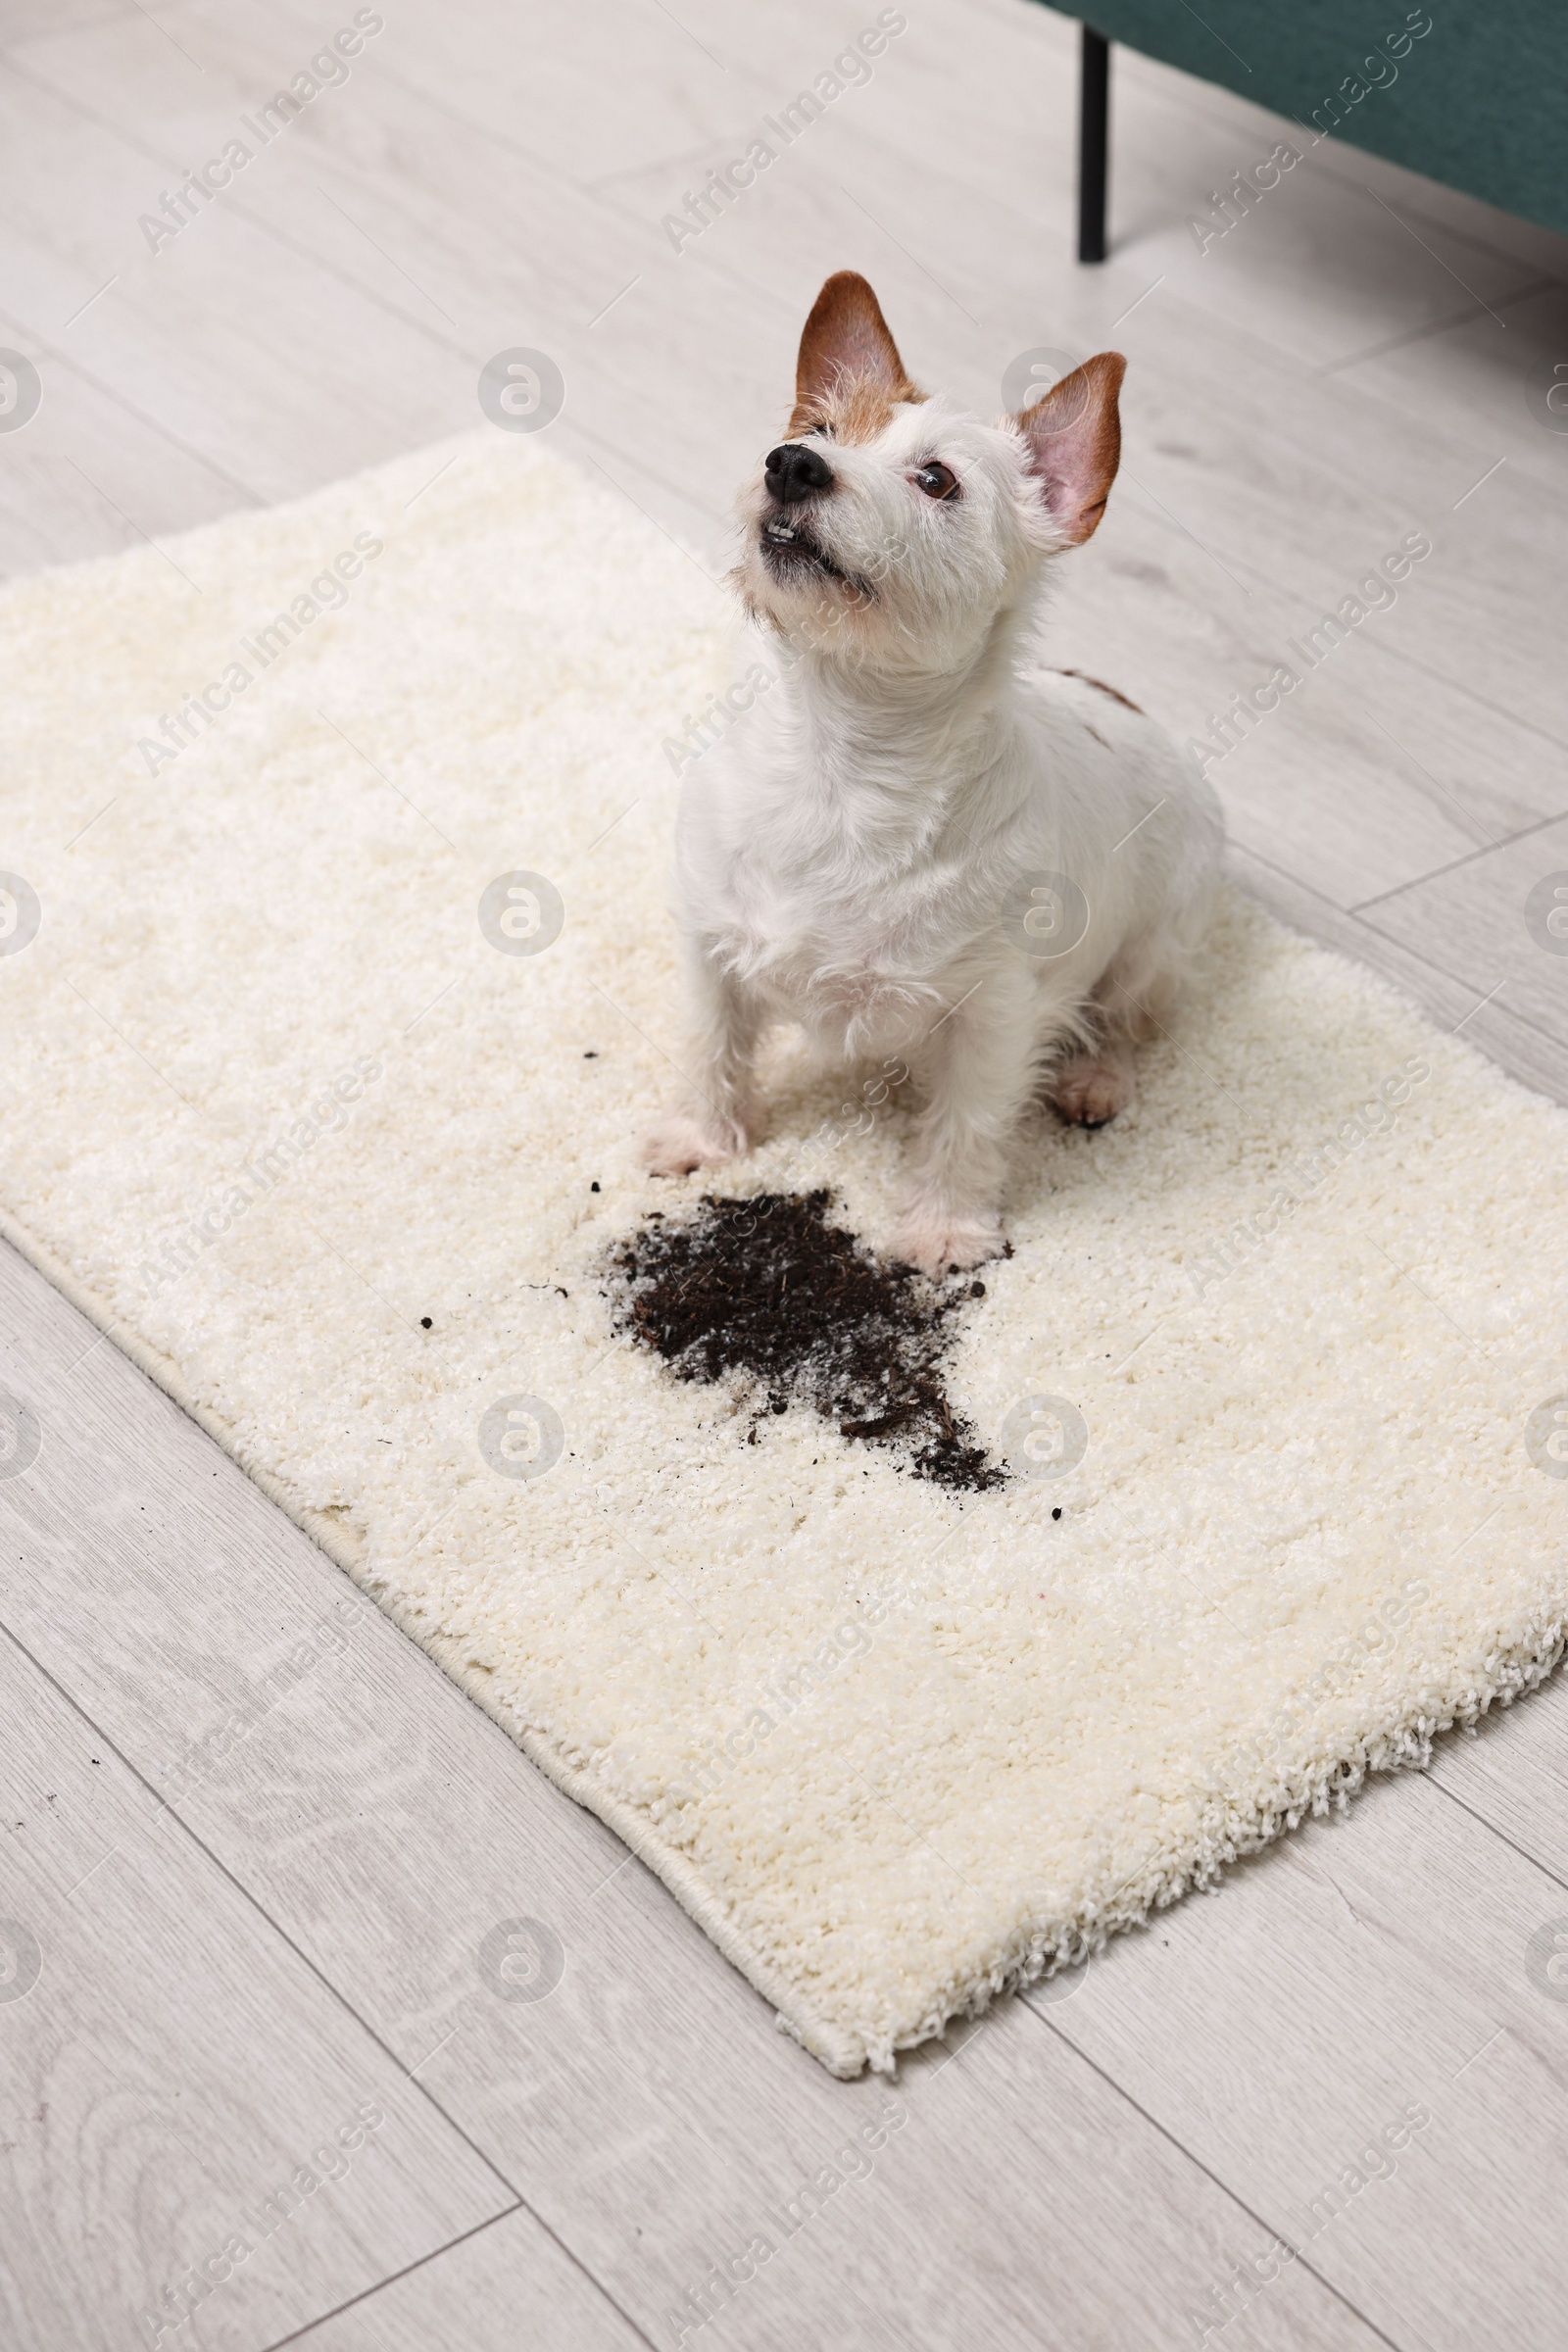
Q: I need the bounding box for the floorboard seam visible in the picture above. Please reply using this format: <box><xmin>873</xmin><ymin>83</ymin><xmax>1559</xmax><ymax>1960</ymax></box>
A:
<box><xmin>1426</xmin><ymin>1772</ymin><xmax>1568</xmax><ymax>1901</ymax></box>
<box><xmin>1229</xmin><ymin>843</ymin><xmax>1568</xmax><ymax>1067</ymax></box>
<box><xmin>1020</xmin><ymin>2002</ymin><xmax>1409</xmax><ymax>2352</ymax></box>
<box><xmin>257</xmin><ymin>2202</ymin><xmax>528</xmax><ymax>2351</ymax></box>
<box><xmin>256</xmin><ymin>2194</ymin><xmax>658</xmax><ymax>2352</ymax></box>
<box><xmin>0</xmin><ymin>1607</ymin><xmax>659</xmax><ymax>2352</ymax></box>
<box><xmin>1348</xmin><ymin>807</ymin><xmax>1568</xmax><ymax>913</ymax></box>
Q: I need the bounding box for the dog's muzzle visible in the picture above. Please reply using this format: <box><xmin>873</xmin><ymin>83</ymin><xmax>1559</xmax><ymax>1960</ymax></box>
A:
<box><xmin>759</xmin><ymin>442</ymin><xmax>858</xmax><ymax>586</ymax></box>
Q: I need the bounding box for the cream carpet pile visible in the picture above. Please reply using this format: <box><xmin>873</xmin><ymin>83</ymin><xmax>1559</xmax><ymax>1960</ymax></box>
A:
<box><xmin>3</xmin><ymin>427</ymin><xmax>1566</xmax><ymax>2076</ymax></box>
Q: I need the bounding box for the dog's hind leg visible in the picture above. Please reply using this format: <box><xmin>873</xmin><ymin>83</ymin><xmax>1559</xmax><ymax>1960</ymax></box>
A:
<box><xmin>1049</xmin><ymin>1032</ymin><xmax>1135</xmax><ymax>1128</ymax></box>
<box><xmin>1047</xmin><ymin>952</ymin><xmax>1178</xmax><ymax>1128</ymax></box>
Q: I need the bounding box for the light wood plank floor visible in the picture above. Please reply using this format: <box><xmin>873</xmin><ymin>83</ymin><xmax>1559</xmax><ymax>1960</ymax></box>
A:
<box><xmin>1</xmin><ymin>3</ymin><xmax>1566</xmax><ymax>2346</ymax></box>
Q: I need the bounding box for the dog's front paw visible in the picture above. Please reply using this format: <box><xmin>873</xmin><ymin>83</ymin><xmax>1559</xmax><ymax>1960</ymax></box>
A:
<box><xmin>892</xmin><ymin>1204</ymin><xmax>1005</xmax><ymax>1278</ymax></box>
<box><xmin>642</xmin><ymin>1110</ymin><xmax>751</xmax><ymax>1177</ymax></box>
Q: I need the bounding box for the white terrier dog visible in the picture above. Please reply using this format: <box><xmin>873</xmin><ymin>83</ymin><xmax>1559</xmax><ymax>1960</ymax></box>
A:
<box><xmin>646</xmin><ymin>271</ymin><xmax>1222</xmax><ymax>1275</ymax></box>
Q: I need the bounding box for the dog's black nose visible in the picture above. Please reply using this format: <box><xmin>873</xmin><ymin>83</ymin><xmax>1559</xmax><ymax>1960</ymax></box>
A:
<box><xmin>764</xmin><ymin>442</ymin><xmax>834</xmax><ymax>504</ymax></box>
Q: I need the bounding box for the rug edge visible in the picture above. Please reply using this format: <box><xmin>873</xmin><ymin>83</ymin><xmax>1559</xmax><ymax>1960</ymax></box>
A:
<box><xmin>0</xmin><ymin>1198</ymin><xmax>871</xmax><ymax>2080</ymax></box>
<box><xmin>894</xmin><ymin>1615</ymin><xmax>1567</xmax><ymax>2066</ymax></box>
<box><xmin>12</xmin><ymin>1180</ymin><xmax>1563</xmax><ymax>2081</ymax></box>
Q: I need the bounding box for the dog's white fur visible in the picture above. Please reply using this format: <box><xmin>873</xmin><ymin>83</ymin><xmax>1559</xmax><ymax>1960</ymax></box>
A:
<box><xmin>646</xmin><ymin>274</ymin><xmax>1223</xmax><ymax>1275</ymax></box>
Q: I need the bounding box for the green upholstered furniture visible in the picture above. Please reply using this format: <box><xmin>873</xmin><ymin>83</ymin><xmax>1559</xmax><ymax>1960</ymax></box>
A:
<box><xmin>1066</xmin><ymin>3</ymin><xmax>1568</xmax><ymax>256</ymax></box>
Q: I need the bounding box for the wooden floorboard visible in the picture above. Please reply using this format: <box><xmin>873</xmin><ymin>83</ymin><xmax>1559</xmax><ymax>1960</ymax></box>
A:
<box><xmin>0</xmin><ymin>1237</ymin><xmax>1391</xmax><ymax>2352</ymax></box>
<box><xmin>1224</xmin><ymin>842</ymin><xmax>1568</xmax><ymax>1106</ymax></box>
<box><xmin>1039</xmin><ymin>1765</ymin><xmax>1568</xmax><ymax>2352</ymax></box>
<box><xmin>271</xmin><ymin>2208</ymin><xmax>649</xmax><ymax>2352</ymax></box>
<box><xmin>1</xmin><ymin>0</ymin><xmax>1566</xmax><ymax>2345</ymax></box>
<box><xmin>0</xmin><ymin>1610</ymin><xmax>514</xmax><ymax>2352</ymax></box>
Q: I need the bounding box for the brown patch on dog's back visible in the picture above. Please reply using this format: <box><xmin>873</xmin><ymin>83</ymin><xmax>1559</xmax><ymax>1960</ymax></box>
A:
<box><xmin>1056</xmin><ymin>666</ymin><xmax>1143</xmax><ymax>713</ymax></box>
<box><xmin>790</xmin><ymin>270</ymin><xmax>923</xmax><ymax>441</ymax></box>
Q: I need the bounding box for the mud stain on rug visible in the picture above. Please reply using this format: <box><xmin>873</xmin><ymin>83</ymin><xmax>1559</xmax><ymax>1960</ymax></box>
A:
<box><xmin>608</xmin><ymin>1190</ymin><xmax>1006</xmax><ymax>1492</ymax></box>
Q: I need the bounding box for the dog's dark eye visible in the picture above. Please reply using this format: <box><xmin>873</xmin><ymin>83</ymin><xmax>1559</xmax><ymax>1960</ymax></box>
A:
<box><xmin>913</xmin><ymin>461</ymin><xmax>958</xmax><ymax>501</ymax></box>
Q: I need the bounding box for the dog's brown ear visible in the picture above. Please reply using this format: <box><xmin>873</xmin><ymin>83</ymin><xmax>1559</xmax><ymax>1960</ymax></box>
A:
<box><xmin>1013</xmin><ymin>352</ymin><xmax>1126</xmax><ymax>543</ymax></box>
<box><xmin>790</xmin><ymin>271</ymin><xmax>920</xmax><ymax>432</ymax></box>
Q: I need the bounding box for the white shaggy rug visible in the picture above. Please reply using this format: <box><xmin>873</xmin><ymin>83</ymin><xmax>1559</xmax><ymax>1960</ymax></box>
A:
<box><xmin>4</xmin><ymin>428</ymin><xmax>1567</xmax><ymax>2077</ymax></box>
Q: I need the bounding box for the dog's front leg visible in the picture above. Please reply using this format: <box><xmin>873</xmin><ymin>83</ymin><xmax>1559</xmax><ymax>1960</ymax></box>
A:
<box><xmin>893</xmin><ymin>970</ymin><xmax>1035</xmax><ymax>1276</ymax></box>
<box><xmin>643</xmin><ymin>938</ymin><xmax>760</xmax><ymax>1175</ymax></box>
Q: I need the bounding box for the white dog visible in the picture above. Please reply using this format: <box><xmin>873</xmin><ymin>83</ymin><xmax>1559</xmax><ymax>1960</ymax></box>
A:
<box><xmin>646</xmin><ymin>270</ymin><xmax>1222</xmax><ymax>1275</ymax></box>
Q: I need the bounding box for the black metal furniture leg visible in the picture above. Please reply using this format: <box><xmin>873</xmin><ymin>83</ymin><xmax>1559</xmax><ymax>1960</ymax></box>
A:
<box><xmin>1078</xmin><ymin>24</ymin><xmax>1109</xmax><ymax>264</ymax></box>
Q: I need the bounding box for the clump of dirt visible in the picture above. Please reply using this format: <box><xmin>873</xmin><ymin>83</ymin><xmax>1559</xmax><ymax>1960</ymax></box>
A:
<box><xmin>608</xmin><ymin>1189</ymin><xmax>1005</xmax><ymax>1493</ymax></box>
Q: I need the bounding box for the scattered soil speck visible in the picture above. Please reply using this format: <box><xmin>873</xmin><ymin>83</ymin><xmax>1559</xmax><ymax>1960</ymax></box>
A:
<box><xmin>608</xmin><ymin>1189</ymin><xmax>1004</xmax><ymax>1492</ymax></box>
<box><xmin>419</xmin><ymin>1316</ymin><xmax>432</xmax><ymax>1329</ymax></box>
<box><xmin>590</xmin><ymin>1180</ymin><xmax>601</xmax><ymax>1192</ymax></box>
